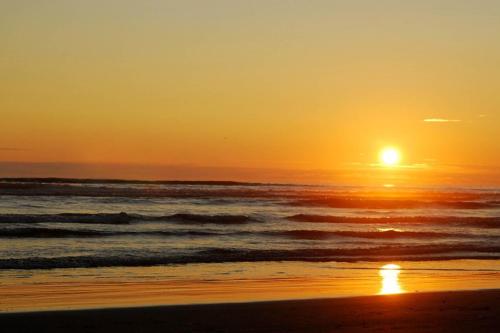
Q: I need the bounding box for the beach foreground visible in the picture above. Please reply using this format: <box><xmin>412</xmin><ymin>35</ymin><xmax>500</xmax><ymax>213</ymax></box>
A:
<box><xmin>1</xmin><ymin>290</ymin><xmax>499</xmax><ymax>333</ymax></box>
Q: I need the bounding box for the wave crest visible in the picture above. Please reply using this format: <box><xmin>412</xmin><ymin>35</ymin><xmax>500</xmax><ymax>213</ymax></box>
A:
<box><xmin>2</xmin><ymin>244</ymin><xmax>500</xmax><ymax>269</ymax></box>
<box><xmin>0</xmin><ymin>213</ymin><xmax>255</xmax><ymax>225</ymax></box>
<box><xmin>288</xmin><ymin>215</ymin><xmax>500</xmax><ymax>228</ymax></box>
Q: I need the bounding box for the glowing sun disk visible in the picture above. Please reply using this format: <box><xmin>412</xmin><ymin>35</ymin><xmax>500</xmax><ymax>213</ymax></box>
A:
<box><xmin>380</xmin><ymin>147</ymin><xmax>401</xmax><ymax>166</ymax></box>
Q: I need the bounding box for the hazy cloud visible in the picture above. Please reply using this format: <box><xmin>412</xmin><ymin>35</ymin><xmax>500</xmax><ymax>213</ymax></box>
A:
<box><xmin>423</xmin><ymin>118</ymin><xmax>461</xmax><ymax>123</ymax></box>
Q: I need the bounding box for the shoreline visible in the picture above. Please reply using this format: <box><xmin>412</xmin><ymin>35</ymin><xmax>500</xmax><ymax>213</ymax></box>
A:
<box><xmin>1</xmin><ymin>287</ymin><xmax>499</xmax><ymax>315</ymax></box>
<box><xmin>2</xmin><ymin>289</ymin><xmax>499</xmax><ymax>332</ymax></box>
<box><xmin>3</xmin><ymin>260</ymin><xmax>500</xmax><ymax>313</ymax></box>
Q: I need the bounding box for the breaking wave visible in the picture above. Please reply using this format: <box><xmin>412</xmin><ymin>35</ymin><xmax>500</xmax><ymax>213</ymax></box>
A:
<box><xmin>289</xmin><ymin>198</ymin><xmax>496</xmax><ymax>209</ymax></box>
<box><xmin>0</xmin><ymin>228</ymin><xmax>226</xmax><ymax>238</ymax></box>
<box><xmin>0</xmin><ymin>213</ymin><xmax>255</xmax><ymax>225</ymax></box>
<box><xmin>264</xmin><ymin>230</ymin><xmax>488</xmax><ymax>240</ymax></box>
<box><xmin>0</xmin><ymin>227</ymin><xmax>488</xmax><ymax>240</ymax></box>
<box><xmin>2</xmin><ymin>244</ymin><xmax>500</xmax><ymax>269</ymax></box>
<box><xmin>288</xmin><ymin>215</ymin><xmax>500</xmax><ymax>228</ymax></box>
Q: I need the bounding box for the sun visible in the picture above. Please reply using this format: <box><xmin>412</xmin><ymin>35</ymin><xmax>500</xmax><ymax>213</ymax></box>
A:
<box><xmin>379</xmin><ymin>147</ymin><xmax>401</xmax><ymax>166</ymax></box>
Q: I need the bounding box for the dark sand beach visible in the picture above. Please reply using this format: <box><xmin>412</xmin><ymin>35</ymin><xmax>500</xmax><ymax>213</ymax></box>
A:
<box><xmin>1</xmin><ymin>290</ymin><xmax>499</xmax><ymax>333</ymax></box>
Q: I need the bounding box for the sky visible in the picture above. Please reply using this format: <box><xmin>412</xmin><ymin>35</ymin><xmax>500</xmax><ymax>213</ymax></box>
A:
<box><xmin>1</xmin><ymin>1</ymin><xmax>499</xmax><ymax>185</ymax></box>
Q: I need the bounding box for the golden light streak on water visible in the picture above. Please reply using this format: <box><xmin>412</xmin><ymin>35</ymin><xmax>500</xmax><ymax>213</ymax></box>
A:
<box><xmin>379</xmin><ymin>264</ymin><xmax>404</xmax><ymax>295</ymax></box>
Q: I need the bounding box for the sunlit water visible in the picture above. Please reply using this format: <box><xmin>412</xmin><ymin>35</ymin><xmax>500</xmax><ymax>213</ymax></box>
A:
<box><xmin>0</xmin><ymin>181</ymin><xmax>499</xmax><ymax>311</ymax></box>
<box><xmin>379</xmin><ymin>264</ymin><xmax>403</xmax><ymax>294</ymax></box>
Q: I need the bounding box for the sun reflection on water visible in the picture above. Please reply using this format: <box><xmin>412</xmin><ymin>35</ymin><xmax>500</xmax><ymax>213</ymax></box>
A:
<box><xmin>379</xmin><ymin>264</ymin><xmax>404</xmax><ymax>295</ymax></box>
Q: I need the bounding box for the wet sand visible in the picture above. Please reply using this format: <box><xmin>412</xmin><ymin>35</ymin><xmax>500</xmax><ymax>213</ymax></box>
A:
<box><xmin>1</xmin><ymin>289</ymin><xmax>499</xmax><ymax>332</ymax></box>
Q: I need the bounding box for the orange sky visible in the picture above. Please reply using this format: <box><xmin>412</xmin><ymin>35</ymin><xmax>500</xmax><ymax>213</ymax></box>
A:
<box><xmin>1</xmin><ymin>1</ymin><xmax>499</xmax><ymax>185</ymax></box>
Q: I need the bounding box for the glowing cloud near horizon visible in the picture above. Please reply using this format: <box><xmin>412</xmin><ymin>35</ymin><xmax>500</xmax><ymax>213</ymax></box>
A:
<box><xmin>423</xmin><ymin>118</ymin><xmax>461</xmax><ymax>123</ymax></box>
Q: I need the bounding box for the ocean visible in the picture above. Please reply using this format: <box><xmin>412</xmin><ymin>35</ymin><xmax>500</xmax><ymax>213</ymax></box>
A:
<box><xmin>1</xmin><ymin>179</ymin><xmax>500</xmax><ymax>311</ymax></box>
